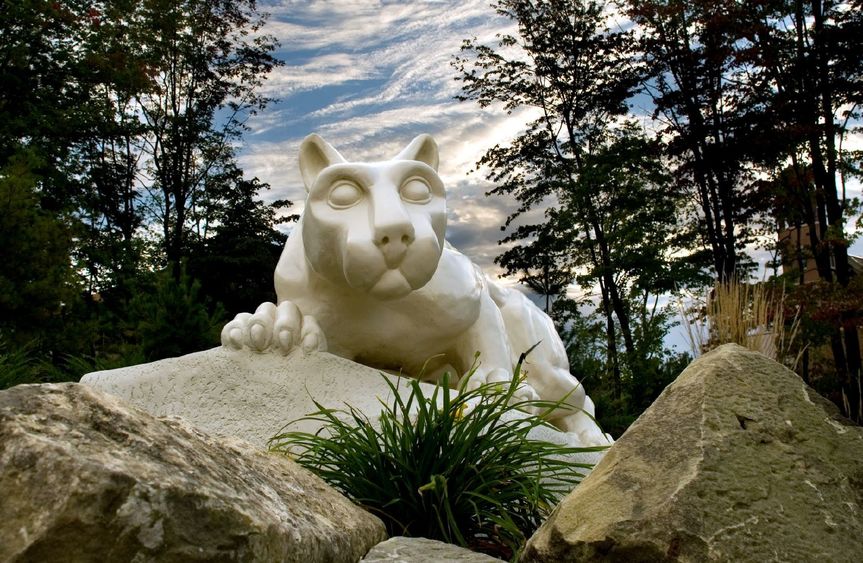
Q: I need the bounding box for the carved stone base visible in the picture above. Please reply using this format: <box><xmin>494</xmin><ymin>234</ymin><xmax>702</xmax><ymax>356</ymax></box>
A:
<box><xmin>82</xmin><ymin>347</ymin><xmax>411</xmax><ymax>448</ymax></box>
<box><xmin>82</xmin><ymin>347</ymin><xmax>604</xmax><ymax>469</ymax></box>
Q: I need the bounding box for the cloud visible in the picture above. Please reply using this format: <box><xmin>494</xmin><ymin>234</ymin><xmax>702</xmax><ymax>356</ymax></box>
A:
<box><xmin>237</xmin><ymin>1</ymin><xmax>554</xmax><ymax>278</ymax></box>
<box><xmin>260</xmin><ymin>53</ymin><xmax>381</xmax><ymax>97</ymax></box>
<box><xmin>265</xmin><ymin>1</ymin><xmax>504</xmax><ymax>53</ymax></box>
<box><xmin>265</xmin><ymin>1</ymin><xmax>437</xmax><ymax>52</ymax></box>
<box><xmin>258</xmin><ymin>0</ymin><xmax>517</xmax><ymax>121</ymax></box>
<box><xmin>240</xmin><ymin>100</ymin><xmax>539</xmax><ymax>188</ymax></box>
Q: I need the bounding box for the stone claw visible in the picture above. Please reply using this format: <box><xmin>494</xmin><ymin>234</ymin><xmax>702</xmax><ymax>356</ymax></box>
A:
<box><xmin>512</xmin><ymin>382</ymin><xmax>541</xmax><ymax>415</ymax></box>
<box><xmin>300</xmin><ymin>315</ymin><xmax>326</xmax><ymax>355</ymax></box>
<box><xmin>221</xmin><ymin>313</ymin><xmax>252</xmax><ymax>350</ymax></box>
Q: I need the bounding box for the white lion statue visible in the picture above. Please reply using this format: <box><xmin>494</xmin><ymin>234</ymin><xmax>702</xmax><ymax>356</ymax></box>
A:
<box><xmin>221</xmin><ymin>134</ymin><xmax>610</xmax><ymax>445</ymax></box>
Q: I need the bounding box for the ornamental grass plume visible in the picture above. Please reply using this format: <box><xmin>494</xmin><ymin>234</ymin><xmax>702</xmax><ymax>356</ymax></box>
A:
<box><xmin>268</xmin><ymin>353</ymin><xmax>605</xmax><ymax>560</ymax></box>
<box><xmin>682</xmin><ymin>280</ymin><xmax>803</xmax><ymax>368</ymax></box>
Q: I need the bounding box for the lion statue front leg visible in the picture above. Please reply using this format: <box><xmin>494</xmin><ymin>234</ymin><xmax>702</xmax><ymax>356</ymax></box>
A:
<box><xmin>447</xmin><ymin>284</ymin><xmax>542</xmax><ymax>411</ymax></box>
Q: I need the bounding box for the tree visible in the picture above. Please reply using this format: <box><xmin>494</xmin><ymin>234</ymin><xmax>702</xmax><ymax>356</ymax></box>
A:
<box><xmin>455</xmin><ymin>0</ymin><xmax>700</xmax><ymax>398</ymax></box>
<box><xmin>0</xmin><ymin>151</ymin><xmax>81</xmax><ymax>351</ymax></box>
<box><xmin>129</xmin><ymin>268</ymin><xmax>224</xmax><ymax>361</ymax></box>
<box><xmin>0</xmin><ymin>1</ymin><xmax>94</xmax><ymax>194</ymax></box>
<box><xmin>625</xmin><ymin>0</ymin><xmax>773</xmax><ymax>282</ymax></box>
<box><xmin>0</xmin><ymin>1</ymin><xmax>105</xmax><ymax>357</ymax></box>
<box><xmin>187</xmin><ymin>170</ymin><xmax>293</xmax><ymax>316</ymax></box>
<box><xmin>496</xmin><ymin>215</ymin><xmax>575</xmax><ymax>315</ymax></box>
<box><xmin>559</xmin><ymin>126</ymin><xmax>699</xmax><ymax>397</ymax></box>
<box><xmin>551</xmin><ymin>292</ymin><xmax>690</xmax><ymax>438</ymax></box>
<box><xmin>0</xmin><ymin>0</ymin><xmax>288</xmax><ymax>378</ymax></box>
<box><xmin>747</xmin><ymin>0</ymin><xmax>863</xmax><ymax>420</ymax></box>
<box><xmin>624</xmin><ymin>0</ymin><xmax>862</xmax><ymax>421</ymax></box>
<box><xmin>127</xmin><ymin>0</ymin><xmax>283</xmax><ymax>278</ymax></box>
<box><xmin>74</xmin><ymin>0</ymin><xmax>154</xmax><ymax>292</ymax></box>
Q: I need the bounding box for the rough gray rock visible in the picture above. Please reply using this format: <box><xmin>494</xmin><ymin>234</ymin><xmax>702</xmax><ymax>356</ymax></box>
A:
<box><xmin>0</xmin><ymin>383</ymin><xmax>387</xmax><ymax>562</ymax></box>
<box><xmin>523</xmin><ymin>344</ymin><xmax>863</xmax><ymax>562</ymax></box>
<box><xmin>81</xmin><ymin>347</ymin><xmax>605</xmax><ymax>467</ymax></box>
<box><xmin>361</xmin><ymin>537</ymin><xmax>503</xmax><ymax>562</ymax></box>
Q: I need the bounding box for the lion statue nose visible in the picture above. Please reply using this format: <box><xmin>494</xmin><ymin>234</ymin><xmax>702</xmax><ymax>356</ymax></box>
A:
<box><xmin>374</xmin><ymin>222</ymin><xmax>415</xmax><ymax>268</ymax></box>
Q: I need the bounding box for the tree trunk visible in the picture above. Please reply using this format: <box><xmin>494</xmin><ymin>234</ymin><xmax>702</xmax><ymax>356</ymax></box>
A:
<box><xmin>599</xmin><ymin>278</ymin><xmax>622</xmax><ymax>400</ymax></box>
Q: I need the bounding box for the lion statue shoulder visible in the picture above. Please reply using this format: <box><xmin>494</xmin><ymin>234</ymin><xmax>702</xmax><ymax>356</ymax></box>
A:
<box><xmin>222</xmin><ymin>133</ymin><xmax>611</xmax><ymax>446</ymax></box>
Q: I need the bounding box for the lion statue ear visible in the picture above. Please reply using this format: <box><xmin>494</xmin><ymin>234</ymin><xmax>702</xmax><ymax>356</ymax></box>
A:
<box><xmin>299</xmin><ymin>134</ymin><xmax>347</xmax><ymax>191</ymax></box>
<box><xmin>395</xmin><ymin>134</ymin><xmax>439</xmax><ymax>171</ymax></box>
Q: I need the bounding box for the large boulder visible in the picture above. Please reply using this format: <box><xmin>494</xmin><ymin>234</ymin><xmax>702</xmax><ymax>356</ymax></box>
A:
<box><xmin>523</xmin><ymin>344</ymin><xmax>863</xmax><ymax>562</ymax></box>
<box><xmin>81</xmin><ymin>347</ymin><xmax>604</xmax><ymax>468</ymax></box>
<box><xmin>80</xmin><ymin>347</ymin><xmax>405</xmax><ymax>448</ymax></box>
<box><xmin>361</xmin><ymin>537</ymin><xmax>504</xmax><ymax>562</ymax></box>
<box><xmin>0</xmin><ymin>383</ymin><xmax>387</xmax><ymax>562</ymax></box>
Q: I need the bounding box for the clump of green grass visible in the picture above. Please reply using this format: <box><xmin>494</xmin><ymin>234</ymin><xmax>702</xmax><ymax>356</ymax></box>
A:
<box><xmin>0</xmin><ymin>336</ymin><xmax>146</xmax><ymax>390</ymax></box>
<box><xmin>0</xmin><ymin>339</ymin><xmax>37</xmax><ymax>390</ymax></box>
<box><xmin>268</xmin><ymin>355</ymin><xmax>605</xmax><ymax>560</ymax></box>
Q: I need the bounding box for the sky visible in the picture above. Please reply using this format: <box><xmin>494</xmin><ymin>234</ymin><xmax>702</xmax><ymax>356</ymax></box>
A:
<box><xmin>237</xmin><ymin>0</ymin><xmax>537</xmax><ymax>276</ymax></box>
<box><xmin>236</xmin><ymin>0</ymin><xmax>862</xmax><ymax>349</ymax></box>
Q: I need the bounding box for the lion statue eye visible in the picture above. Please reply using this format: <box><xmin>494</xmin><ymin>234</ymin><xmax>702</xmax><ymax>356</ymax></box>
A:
<box><xmin>328</xmin><ymin>181</ymin><xmax>363</xmax><ymax>209</ymax></box>
<box><xmin>400</xmin><ymin>177</ymin><xmax>432</xmax><ymax>204</ymax></box>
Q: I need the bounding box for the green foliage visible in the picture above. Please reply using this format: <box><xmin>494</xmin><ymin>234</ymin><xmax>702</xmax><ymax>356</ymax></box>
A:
<box><xmin>188</xmin><ymin>174</ymin><xmax>292</xmax><ymax>316</ymax></box>
<box><xmin>0</xmin><ymin>1</ymin><xmax>286</xmax><ymax>383</ymax></box>
<box><xmin>0</xmin><ymin>149</ymin><xmax>100</xmax><ymax>366</ymax></box>
<box><xmin>560</xmin><ymin>125</ymin><xmax>705</xmax><ymax>295</ymax></box>
<box><xmin>784</xmin><ymin>277</ymin><xmax>863</xmax><ymax>420</ymax></box>
<box><xmin>625</xmin><ymin>0</ymin><xmax>769</xmax><ymax>280</ymax></box>
<box><xmin>627</xmin><ymin>0</ymin><xmax>863</xmax><ymax>416</ymax></box>
<box><xmin>129</xmin><ymin>269</ymin><xmax>225</xmax><ymax>361</ymax></box>
<box><xmin>551</xmin><ymin>298</ymin><xmax>606</xmax><ymax>384</ymax></box>
<box><xmin>0</xmin><ymin>335</ymin><xmax>151</xmax><ymax>390</ymax></box>
<box><xmin>0</xmin><ymin>338</ymin><xmax>100</xmax><ymax>390</ymax></box>
<box><xmin>552</xmin><ymin>297</ymin><xmax>688</xmax><ymax>438</ymax></box>
<box><xmin>270</xmin><ymin>359</ymin><xmax>604</xmax><ymax>560</ymax></box>
<box><xmin>455</xmin><ymin>2</ymin><xmax>704</xmax><ymax>407</ymax></box>
<box><xmin>0</xmin><ymin>151</ymin><xmax>79</xmax><ymax>342</ymax></box>
<box><xmin>0</xmin><ymin>340</ymin><xmax>39</xmax><ymax>390</ymax></box>
<box><xmin>128</xmin><ymin>0</ymin><xmax>284</xmax><ymax>271</ymax></box>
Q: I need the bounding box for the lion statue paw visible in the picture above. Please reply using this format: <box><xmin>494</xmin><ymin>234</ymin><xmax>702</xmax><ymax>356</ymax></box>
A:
<box><xmin>221</xmin><ymin>301</ymin><xmax>327</xmax><ymax>355</ymax></box>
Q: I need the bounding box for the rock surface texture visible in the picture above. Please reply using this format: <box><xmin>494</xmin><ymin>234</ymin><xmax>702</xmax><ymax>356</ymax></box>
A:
<box><xmin>361</xmin><ymin>537</ymin><xmax>504</xmax><ymax>562</ymax></box>
<box><xmin>0</xmin><ymin>383</ymin><xmax>387</xmax><ymax>562</ymax></box>
<box><xmin>81</xmin><ymin>347</ymin><xmax>402</xmax><ymax>448</ymax></box>
<box><xmin>523</xmin><ymin>344</ymin><xmax>863</xmax><ymax>563</ymax></box>
<box><xmin>81</xmin><ymin>347</ymin><xmax>604</xmax><ymax>469</ymax></box>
